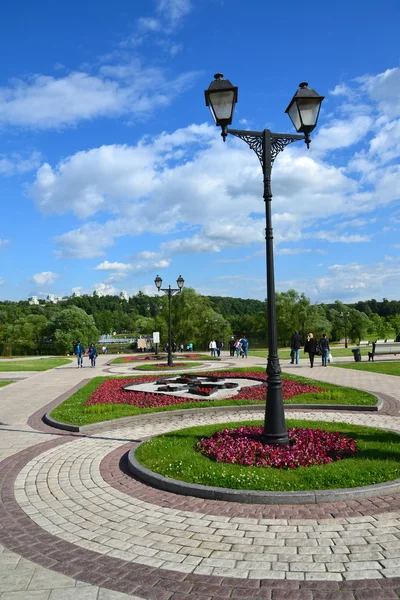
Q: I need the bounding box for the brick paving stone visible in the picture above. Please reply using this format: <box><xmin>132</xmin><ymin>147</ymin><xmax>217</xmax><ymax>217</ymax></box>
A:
<box><xmin>272</xmin><ymin>591</ymin><xmax>313</xmax><ymax>600</ymax></box>
<box><xmin>355</xmin><ymin>591</ymin><xmax>399</xmax><ymax>600</ymax></box>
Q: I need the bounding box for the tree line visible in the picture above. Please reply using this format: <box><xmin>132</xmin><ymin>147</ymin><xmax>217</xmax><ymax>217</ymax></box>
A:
<box><xmin>0</xmin><ymin>290</ymin><xmax>399</xmax><ymax>355</ymax></box>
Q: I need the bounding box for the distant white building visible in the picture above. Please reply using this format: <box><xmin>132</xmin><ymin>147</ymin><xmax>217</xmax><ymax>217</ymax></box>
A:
<box><xmin>46</xmin><ymin>294</ymin><xmax>57</xmax><ymax>303</ymax></box>
<box><xmin>28</xmin><ymin>296</ymin><xmax>39</xmax><ymax>305</ymax></box>
<box><xmin>120</xmin><ymin>290</ymin><xmax>129</xmax><ymax>301</ymax></box>
<box><xmin>72</xmin><ymin>290</ymin><xmax>81</xmax><ymax>297</ymax></box>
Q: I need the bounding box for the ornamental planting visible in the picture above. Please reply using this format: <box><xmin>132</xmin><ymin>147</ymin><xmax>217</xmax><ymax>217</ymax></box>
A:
<box><xmin>85</xmin><ymin>371</ymin><xmax>324</xmax><ymax>409</ymax></box>
<box><xmin>196</xmin><ymin>425</ymin><xmax>358</xmax><ymax>469</ymax></box>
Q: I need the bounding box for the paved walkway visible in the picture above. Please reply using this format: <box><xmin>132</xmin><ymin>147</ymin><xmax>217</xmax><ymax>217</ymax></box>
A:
<box><xmin>0</xmin><ymin>354</ymin><xmax>400</xmax><ymax>598</ymax></box>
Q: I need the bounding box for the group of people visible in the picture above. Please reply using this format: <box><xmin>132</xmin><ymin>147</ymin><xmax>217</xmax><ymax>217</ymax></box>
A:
<box><xmin>209</xmin><ymin>338</ymin><xmax>224</xmax><ymax>357</ymax></box>
<box><xmin>74</xmin><ymin>340</ymin><xmax>98</xmax><ymax>368</ymax></box>
<box><xmin>164</xmin><ymin>342</ymin><xmax>194</xmax><ymax>353</ymax></box>
<box><xmin>228</xmin><ymin>336</ymin><xmax>249</xmax><ymax>358</ymax></box>
<box><xmin>290</xmin><ymin>330</ymin><xmax>331</xmax><ymax>368</ymax></box>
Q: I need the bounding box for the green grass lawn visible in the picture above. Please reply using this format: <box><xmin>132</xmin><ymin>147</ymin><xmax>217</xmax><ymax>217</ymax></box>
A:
<box><xmin>133</xmin><ymin>361</ymin><xmax>202</xmax><ymax>371</ymax></box>
<box><xmin>135</xmin><ymin>419</ymin><xmax>400</xmax><ymax>491</ymax></box>
<box><xmin>50</xmin><ymin>366</ymin><xmax>377</xmax><ymax>427</ymax></box>
<box><xmin>0</xmin><ymin>358</ymin><xmax>72</xmax><ymax>372</ymax></box>
<box><xmin>332</xmin><ymin>361</ymin><xmax>400</xmax><ymax>376</ymax></box>
<box><xmin>110</xmin><ymin>354</ymin><xmax>220</xmax><ymax>364</ymax></box>
<box><xmin>0</xmin><ymin>380</ymin><xmax>15</xmax><ymax>387</ymax></box>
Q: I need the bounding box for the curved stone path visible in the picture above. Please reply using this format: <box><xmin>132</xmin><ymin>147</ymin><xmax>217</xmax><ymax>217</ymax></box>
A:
<box><xmin>1</xmin><ymin>352</ymin><xmax>400</xmax><ymax>598</ymax></box>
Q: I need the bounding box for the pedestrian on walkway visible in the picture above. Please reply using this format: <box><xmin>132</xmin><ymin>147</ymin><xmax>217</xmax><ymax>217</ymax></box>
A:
<box><xmin>239</xmin><ymin>335</ymin><xmax>248</xmax><ymax>358</ymax></box>
<box><xmin>319</xmin><ymin>333</ymin><xmax>330</xmax><ymax>367</ymax></box>
<box><xmin>74</xmin><ymin>340</ymin><xmax>85</xmax><ymax>368</ymax></box>
<box><xmin>290</xmin><ymin>330</ymin><xmax>302</xmax><ymax>365</ymax></box>
<box><xmin>229</xmin><ymin>337</ymin><xmax>236</xmax><ymax>357</ymax></box>
<box><xmin>209</xmin><ymin>339</ymin><xmax>217</xmax><ymax>357</ymax></box>
<box><xmin>304</xmin><ymin>333</ymin><xmax>317</xmax><ymax>368</ymax></box>
<box><xmin>88</xmin><ymin>343</ymin><xmax>98</xmax><ymax>368</ymax></box>
<box><xmin>215</xmin><ymin>338</ymin><xmax>223</xmax><ymax>357</ymax></box>
<box><xmin>234</xmin><ymin>338</ymin><xmax>242</xmax><ymax>357</ymax></box>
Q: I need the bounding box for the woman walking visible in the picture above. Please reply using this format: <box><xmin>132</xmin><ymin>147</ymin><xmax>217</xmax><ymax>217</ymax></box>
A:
<box><xmin>304</xmin><ymin>333</ymin><xmax>317</xmax><ymax>368</ymax></box>
<box><xmin>88</xmin><ymin>343</ymin><xmax>98</xmax><ymax>368</ymax></box>
<box><xmin>235</xmin><ymin>338</ymin><xmax>242</xmax><ymax>358</ymax></box>
<box><xmin>320</xmin><ymin>333</ymin><xmax>330</xmax><ymax>366</ymax></box>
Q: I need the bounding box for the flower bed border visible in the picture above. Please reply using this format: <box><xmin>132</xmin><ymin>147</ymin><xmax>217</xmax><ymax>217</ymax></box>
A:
<box><xmin>128</xmin><ymin>429</ymin><xmax>400</xmax><ymax>505</ymax></box>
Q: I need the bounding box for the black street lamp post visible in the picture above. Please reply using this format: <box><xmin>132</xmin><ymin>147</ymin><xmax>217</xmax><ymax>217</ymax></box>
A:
<box><xmin>147</xmin><ymin>303</ymin><xmax>163</xmax><ymax>355</ymax></box>
<box><xmin>205</xmin><ymin>74</ymin><xmax>324</xmax><ymax>445</ymax></box>
<box><xmin>154</xmin><ymin>275</ymin><xmax>184</xmax><ymax>366</ymax></box>
<box><xmin>83</xmin><ymin>319</ymin><xmax>94</xmax><ymax>349</ymax></box>
<box><xmin>341</xmin><ymin>311</ymin><xmax>350</xmax><ymax>349</ymax></box>
<box><xmin>205</xmin><ymin>318</ymin><xmax>209</xmax><ymax>350</ymax></box>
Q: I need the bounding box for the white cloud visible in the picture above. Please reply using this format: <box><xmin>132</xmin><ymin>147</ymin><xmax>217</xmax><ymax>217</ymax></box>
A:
<box><xmin>27</xmin><ymin>67</ymin><xmax>400</xmax><ymax>286</ymax></box>
<box><xmin>0</xmin><ymin>63</ymin><xmax>198</xmax><ymax>129</ymax></box>
<box><xmin>357</xmin><ymin>67</ymin><xmax>400</xmax><ymax>117</ymax></box>
<box><xmin>276</xmin><ymin>248</ymin><xmax>312</xmax><ymax>255</ymax></box>
<box><xmin>0</xmin><ymin>239</ymin><xmax>9</xmax><ymax>247</ymax></box>
<box><xmin>31</xmin><ymin>271</ymin><xmax>59</xmax><ymax>286</ymax></box>
<box><xmin>156</xmin><ymin>0</ymin><xmax>192</xmax><ymax>26</ymax></box>
<box><xmin>94</xmin><ymin>261</ymin><xmax>132</xmax><ymax>272</ymax></box>
<box><xmin>312</xmin><ymin>232</ymin><xmax>371</xmax><ymax>243</ymax></box>
<box><xmin>0</xmin><ymin>278</ymin><xmax>5</xmax><ymax>286</ymax></box>
<box><xmin>92</xmin><ymin>282</ymin><xmax>118</xmax><ymax>296</ymax></box>
<box><xmin>0</xmin><ymin>152</ymin><xmax>41</xmax><ymax>176</ymax></box>
<box><xmin>277</xmin><ymin>260</ymin><xmax>400</xmax><ymax>303</ymax></box>
<box><xmin>312</xmin><ymin>116</ymin><xmax>372</xmax><ymax>153</ymax></box>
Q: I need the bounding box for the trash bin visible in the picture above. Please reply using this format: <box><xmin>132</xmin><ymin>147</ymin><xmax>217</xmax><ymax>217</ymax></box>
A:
<box><xmin>351</xmin><ymin>348</ymin><xmax>362</xmax><ymax>362</ymax></box>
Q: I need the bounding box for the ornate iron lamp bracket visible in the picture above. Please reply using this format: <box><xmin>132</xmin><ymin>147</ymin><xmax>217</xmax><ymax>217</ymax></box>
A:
<box><xmin>227</xmin><ymin>129</ymin><xmax>303</xmax><ymax>169</ymax></box>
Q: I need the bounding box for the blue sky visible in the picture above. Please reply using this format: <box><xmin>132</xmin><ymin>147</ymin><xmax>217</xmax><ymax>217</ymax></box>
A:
<box><xmin>0</xmin><ymin>0</ymin><xmax>399</xmax><ymax>303</ymax></box>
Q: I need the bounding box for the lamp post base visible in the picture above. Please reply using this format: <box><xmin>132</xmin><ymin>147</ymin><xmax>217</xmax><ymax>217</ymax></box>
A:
<box><xmin>261</xmin><ymin>432</ymin><xmax>290</xmax><ymax>446</ymax></box>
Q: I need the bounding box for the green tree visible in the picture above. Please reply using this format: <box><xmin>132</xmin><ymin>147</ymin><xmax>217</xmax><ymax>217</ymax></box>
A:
<box><xmin>47</xmin><ymin>307</ymin><xmax>100</xmax><ymax>354</ymax></box>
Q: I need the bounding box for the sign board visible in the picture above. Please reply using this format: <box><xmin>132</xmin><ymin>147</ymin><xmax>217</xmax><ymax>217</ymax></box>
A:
<box><xmin>153</xmin><ymin>332</ymin><xmax>160</xmax><ymax>344</ymax></box>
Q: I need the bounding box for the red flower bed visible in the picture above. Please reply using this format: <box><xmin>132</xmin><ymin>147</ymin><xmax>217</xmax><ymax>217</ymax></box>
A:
<box><xmin>137</xmin><ymin>363</ymin><xmax>187</xmax><ymax>369</ymax></box>
<box><xmin>85</xmin><ymin>371</ymin><xmax>324</xmax><ymax>409</ymax></box>
<box><xmin>197</xmin><ymin>425</ymin><xmax>357</xmax><ymax>469</ymax></box>
<box><xmin>121</xmin><ymin>356</ymin><xmax>154</xmax><ymax>362</ymax></box>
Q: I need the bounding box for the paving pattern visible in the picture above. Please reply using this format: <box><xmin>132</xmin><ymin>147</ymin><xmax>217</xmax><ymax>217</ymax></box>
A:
<box><xmin>1</xmin><ymin>353</ymin><xmax>400</xmax><ymax>598</ymax></box>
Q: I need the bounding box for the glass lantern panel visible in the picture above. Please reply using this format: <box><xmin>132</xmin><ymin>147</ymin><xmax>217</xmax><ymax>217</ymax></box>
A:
<box><xmin>287</xmin><ymin>102</ymin><xmax>302</xmax><ymax>131</ymax></box>
<box><xmin>208</xmin><ymin>90</ymin><xmax>236</xmax><ymax>123</ymax></box>
<box><xmin>297</xmin><ymin>98</ymin><xmax>321</xmax><ymax>127</ymax></box>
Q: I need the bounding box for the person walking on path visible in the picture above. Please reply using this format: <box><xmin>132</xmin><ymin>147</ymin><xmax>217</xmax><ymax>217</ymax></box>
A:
<box><xmin>304</xmin><ymin>333</ymin><xmax>317</xmax><ymax>368</ymax></box>
<box><xmin>74</xmin><ymin>340</ymin><xmax>85</xmax><ymax>368</ymax></box>
<box><xmin>290</xmin><ymin>330</ymin><xmax>302</xmax><ymax>364</ymax></box>
<box><xmin>209</xmin><ymin>339</ymin><xmax>217</xmax><ymax>357</ymax></box>
<box><xmin>229</xmin><ymin>337</ymin><xmax>236</xmax><ymax>357</ymax></box>
<box><xmin>319</xmin><ymin>333</ymin><xmax>330</xmax><ymax>367</ymax></box>
<box><xmin>215</xmin><ymin>338</ymin><xmax>223</xmax><ymax>357</ymax></box>
<box><xmin>88</xmin><ymin>343</ymin><xmax>98</xmax><ymax>368</ymax></box>
<box><xmin>234</xmin><ymin>338</ymin><xmax>242</xmax><ymax>358</ymax></box>
<box><xmin>239</xmin><ymin>335</ymin><xmax>249</xmax><ymax>358</ymax></box>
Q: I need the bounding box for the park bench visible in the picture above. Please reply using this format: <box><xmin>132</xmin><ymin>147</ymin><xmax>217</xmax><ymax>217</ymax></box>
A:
<box><xmin>368</xmin><ymin>341</ymin><xmax>400</xmax><ymax>361</ymax></box>
<box><xmin>358</xmin><ymin>341</ymin><xmax>370</xmax><ymax>347</ymax></box>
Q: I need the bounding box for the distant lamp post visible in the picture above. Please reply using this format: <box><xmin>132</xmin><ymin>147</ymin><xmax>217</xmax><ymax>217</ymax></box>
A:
<box><xmin>147</xmin><ymin>302</ymin><xmax>163</xmax><ymax>354</ymax></box>
<box><xmin>83</xmin><ymin>318</ymin><xmax>94</xmax><ymax>348</ymax></box>
<box><xmin>205</xmin><ymin>74</ymin><xmax>324</xmax><ymax>445</ymax></box>
<box><xmin>154</xmin><ymin>275</ymin><xmax>184</xmax><ymax>366</ymax></box>
<box><xmin>341</xmin><ymin>311</ymin><xmax>350</xmax><ymax>348</ymax></box>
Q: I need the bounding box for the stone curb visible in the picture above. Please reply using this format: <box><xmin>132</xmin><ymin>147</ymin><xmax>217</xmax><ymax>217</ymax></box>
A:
<box><xmin>128</xmin><ymin>434</ymin><xmax>400</xmax><ymax>505</ymax></box>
